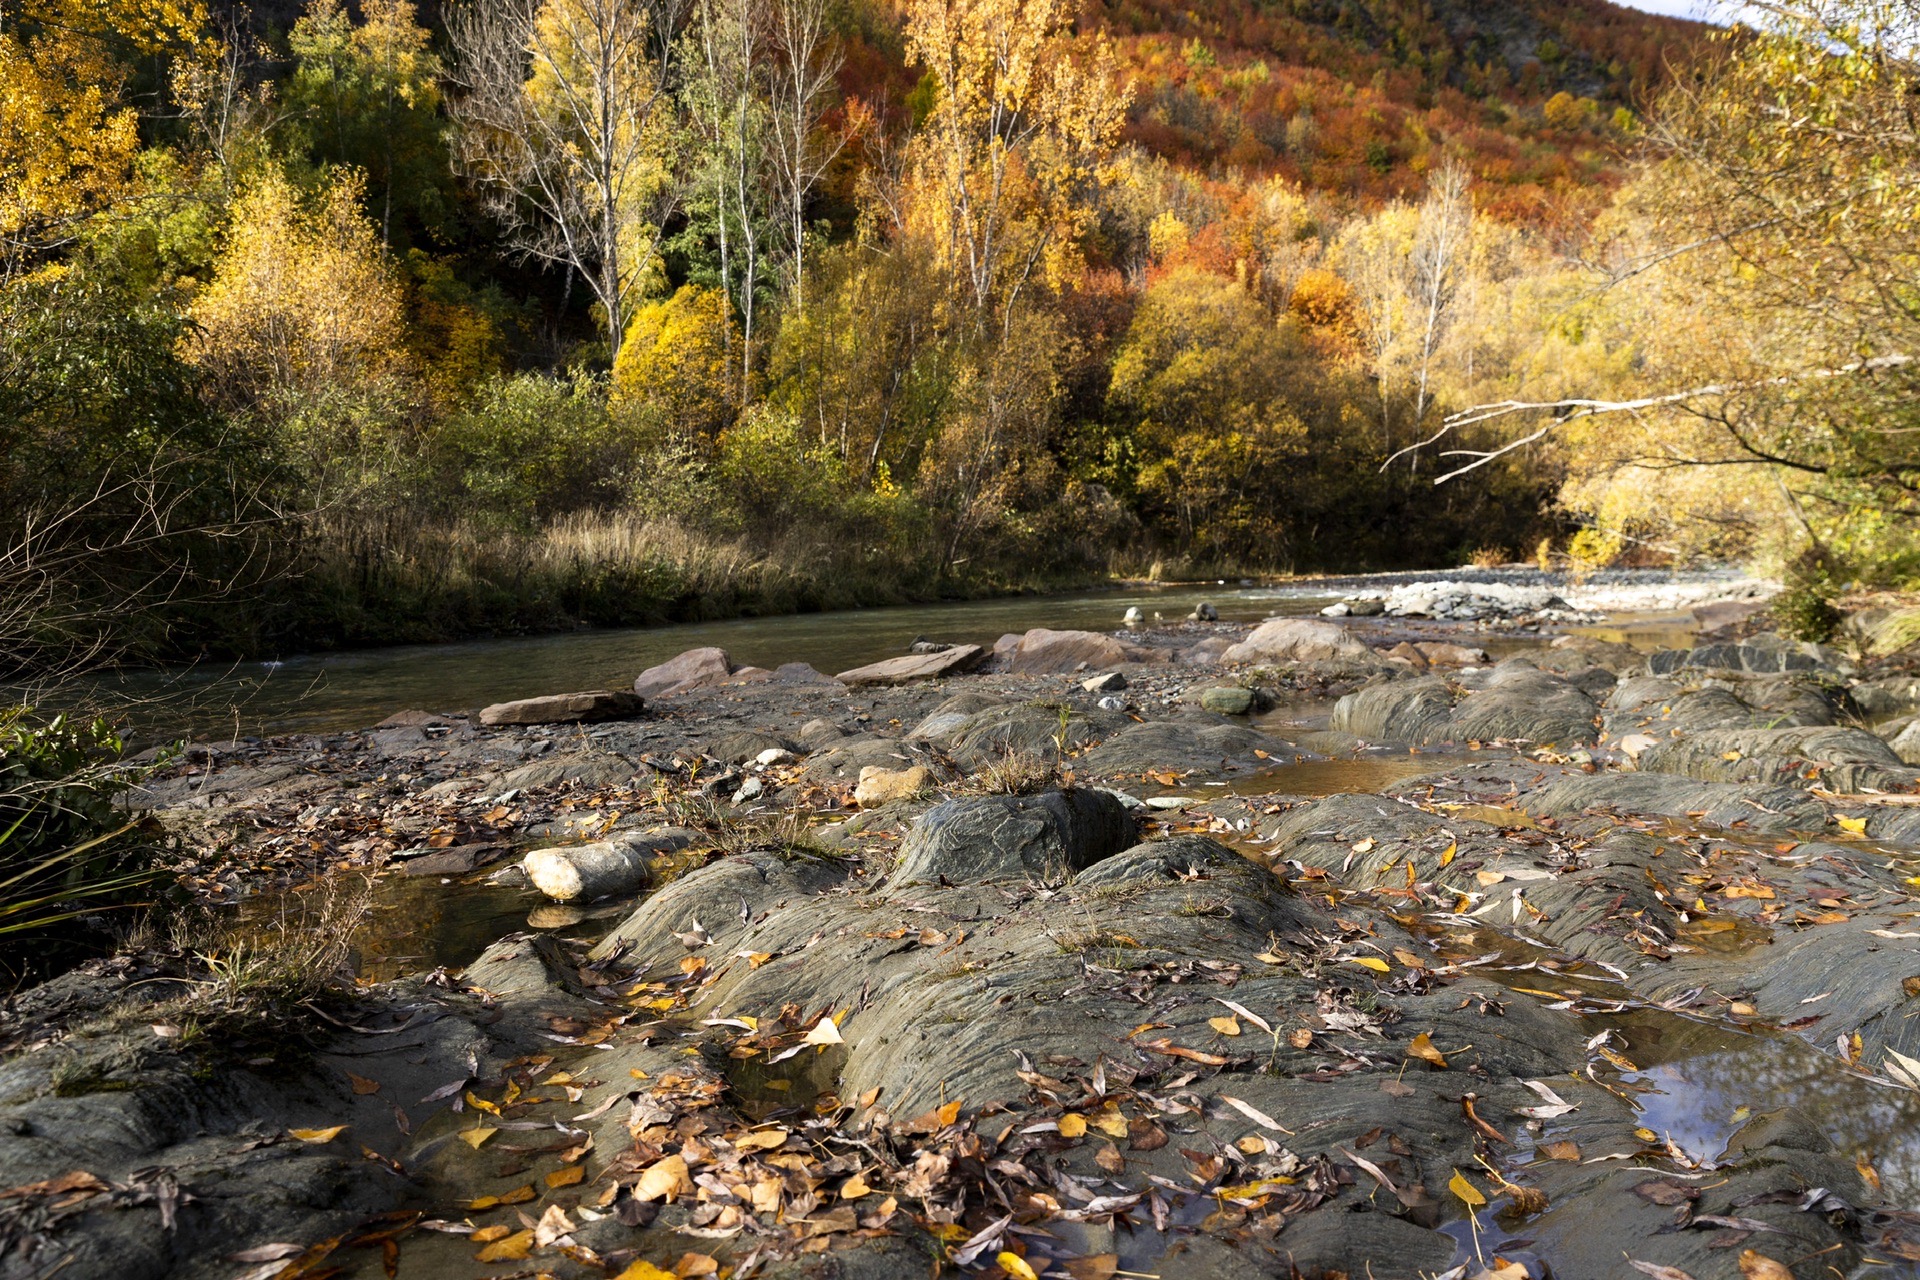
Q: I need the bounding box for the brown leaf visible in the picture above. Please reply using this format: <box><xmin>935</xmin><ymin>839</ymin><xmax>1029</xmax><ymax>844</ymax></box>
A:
<box><xmin>1062</xmin><ymin>1255</ymin><xmax>1118</xmax><ymax>1280</ymax></box>
<box><xmin>1631</xmin><ymin>1180</ymin><xmax>1699</xmax><ymax>1207</ymax></box>
<box><xmin>1736</xmin><ymin>1251</ymin><xmax>1794</xmax><ymax>1280</ymax></box>
<box><xmin>1095</xmin><ymin>1144</ymin><xmax>1126</xmax><ymax>1174</ymax></box>
<box><xmin>1627</xmin><ymin>1263</ymin><xmax>1696</xmax><ymax>1280</ymax></box>
<box><xmin>636</xmin><ymin>1155</ymin><xmax>692</xmax><ymax>1203</ymax></box>
<box><xmin>1538</xmin><ymin>1140</ymin><xmax>1580</xmax><ymax>1162</ymax></box>
<box><xmin>546</xmin><ymin>1166</ymin><xmax>586</xmax><ymax>1189</ymax></box>
<box><xmin>348</xmin><ymin>1073</ymin><xmax>381</xmax><ymax>1096</ymax></box>
<box><xmin>1140</xmin><ymin>1038</ymin><xmax>1231</xmax><ymax>1066</ymax></box>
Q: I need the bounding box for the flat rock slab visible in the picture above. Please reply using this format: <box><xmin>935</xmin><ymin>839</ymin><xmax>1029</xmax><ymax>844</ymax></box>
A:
<box><xmin>834</xmin><ymin>644</ymin><xmax>985</xmax><ymax>686</ymax></box>
<box><xmin>477</xmin><ymin>690</ymin><xmax>643</xmax><ymax>726</ymax></box>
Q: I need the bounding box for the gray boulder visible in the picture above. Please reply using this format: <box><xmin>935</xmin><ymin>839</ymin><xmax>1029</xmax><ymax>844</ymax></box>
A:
<box><xmin>892</xmin><ymin>789</ymin><xmax>1134</xmax><ymax>883</ymax></box>
<box><xmin>1004</xmin><ymin>628</ymin><xmax>1158</xmax><ymax>674</ymax></box>
<box><xmin>1222</xmin><ymin>618</ymin><xmax>1371</xmax><ymax>665</ymax></box>
<box><xmin>633</xmin><ymin>647</ymin><xmax>735</xmax><ymax>698</ymax></box>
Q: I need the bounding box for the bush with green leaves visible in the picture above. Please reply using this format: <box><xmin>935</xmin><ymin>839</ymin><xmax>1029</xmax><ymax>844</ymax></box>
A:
<box><xmin>0</xmin><ymin>710</ymin><xmax>158</xmax><ymax>981</ymax></box>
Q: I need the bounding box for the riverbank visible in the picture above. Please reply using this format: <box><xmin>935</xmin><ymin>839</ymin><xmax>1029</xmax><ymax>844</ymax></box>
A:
<box><xmin>16</xmin><ymin>583</ymin><xmax>1920</xmax><ymax>1278</ymax></box>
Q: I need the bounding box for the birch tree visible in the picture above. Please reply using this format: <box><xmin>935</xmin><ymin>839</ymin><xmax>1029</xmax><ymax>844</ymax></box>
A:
<box><xmin>446</xmin><ymin>0</ymin><xmax>678</xmax><ymax>358</ymax></box>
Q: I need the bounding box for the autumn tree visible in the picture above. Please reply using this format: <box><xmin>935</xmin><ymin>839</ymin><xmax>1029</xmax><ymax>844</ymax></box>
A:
<box><xmin>0</xmin><ymin>0</ymin><xmax>211</xmax><ymax>271</ymax></box>
<box><xmin>446</xmin><ymin>0</ymin><xmax>679</xmax><ymax>357</ymax></box>
<box><xmin>900</xmin><ymin>0</ymin><xmax>1131</xmax><ymax>318</ymax></box>
<box><xmin>1429</xmin><ymin>1</ymin><xmax>1920</xmax><ymax>578</ymax></box>
<box><xmin>186</xmin><ymin>169</ymin><xmax>414</xmax><ymax>462</ymax></box>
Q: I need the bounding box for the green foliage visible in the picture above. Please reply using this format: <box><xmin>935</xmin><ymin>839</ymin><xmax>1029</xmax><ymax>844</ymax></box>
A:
<box><xmin>430</xmin><ymin>372</ymin><xmax>647</xmax><ymax>525</ymax></box>
<box><xmin>1772</xmin><ymin>551</ymin><xmax>1842</xmax><ymax>644</ymax></box>
<box><xmin>0</xmin><ymin>710</ymin><xmax>158</xmax><ymax>981</ymax></box>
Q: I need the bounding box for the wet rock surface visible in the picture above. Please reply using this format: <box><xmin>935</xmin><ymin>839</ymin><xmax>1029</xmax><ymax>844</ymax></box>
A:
<box><xmin>18</xmin><ymin>608</ymin><xmax>1920</xmax><ymax>1278</ymax></box>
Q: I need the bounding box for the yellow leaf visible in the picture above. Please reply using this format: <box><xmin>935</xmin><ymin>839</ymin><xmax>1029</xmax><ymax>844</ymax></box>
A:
<box><xmin>1439</xmin><ymin>842</ymin><xmax>1457</xmax><ymax>868</ymax></box>
<box><xmin>611</xmin><ymin>1257</ymin><xmax>679</xmax><ymax>1279</ymax></box>
<box><xmin>471</xmin><ymin>1225</ymin><xmax>512</xmax><ymax>1242</ymax></box>
<box><xmin>288</xmin><ymin>1126</ymin><xmax>347</xmax><ymax>1144</ymax></box>
<box><xmin>1208</xmin><ymin>1015</ymin><xmax>1241</xmax><ymax>1037</ymax></box>
<box><xmin>1348</xmin><ymin>956</ymin><xmax>1390</xmax><ymax>973</ymax></box>
<box><xmin>546</xmin><ymin>1166</ymin><xmax>586</xmax><ymax>1188</ymax></box>
<box><xmin>1090</xmin><ymin>1109</ymin><xmax>1130</xmax><ymax>1138</ymax></box>
<box><xmin>840</xmin><ymin>1174</ymin><xmax>871</xmax><ymax>1199</ymax></box>
<box><xmin>734</xmin><ymin>1127</ymin><xmax>789</xmax><ymax>1152</ymax></box>
<box><xmin>458</xmin><ymin>1127</ymin><xmax>498</xmax><ymax>1149</ymax></box>
<box><xmin>1406</xmin><ymin>1032</ymin><xmax>1448</xmax><ymax>1069</ymax></box>
<box><xmin>466</xmin><ymin>1184</ymin><xmax>536</xmax><ymax>1210</ymax></box>
<box><xmin>465</xmin><ymin>1091</ymin><xmax>501</xmax><ymax>1116</ymax></box>
<box><xmin>801</xmin><ymin>1017</ymin><xmax>844</xmax><ymax>1047</ymax></box>
<box><xmin>636</xmin><ymin>1154</ymin><xmax>693</xmax><ymax>1202</ymax></box>
<box><xmin>474</xmin><ymin>1229</ymin><xmax>533</xmax><ymax>1261</ymax></box>
<box><xmin>1837</xmin><ymin>815</ymin><xmax>1869</xmax><ymax>835</ymax></box>
<box><xmin>1449</xmin><ymin>1169</ymin><xmax>1486</xmax><ymax>1208</ymax></box>
<box><xmin>1058</xmin><ymin>1113</ymin><xmax>1087</xmax><ymax>1138</ymax></box>
<box><xmin>997</xmin><ymin>1252</ymin><xmax>1039</xmax><ymax>1280</ymax></box>
<box><xmin>935</xmin><ymin>1099</ymin><xmax>963</xmax><ymax>1127</ymax></box>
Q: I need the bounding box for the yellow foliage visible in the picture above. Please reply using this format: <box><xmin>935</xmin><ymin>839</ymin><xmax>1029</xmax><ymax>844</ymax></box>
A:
<box><xmin>0</xmin><ymin>0</ymin><xmax>211</xmax><ymax>253</ymax></box>
<box><xmin>611</xmin><ymin>285</ymin><xmax>737</xmax><ymax>438</ymax></box>
<box><xmin>900</xmin><ymin>0</ymin><xmax>1131</xmax><ymax>311</ymax></box>
<box><xmin>186</xmin><ymin>170</ymin><xmax>412</xmax><ymax>418</ymax></box>
<box><xmin>1147</xmin><ymin>211</ymin><xmax>1189</xmax><ymax>264</ymax></box>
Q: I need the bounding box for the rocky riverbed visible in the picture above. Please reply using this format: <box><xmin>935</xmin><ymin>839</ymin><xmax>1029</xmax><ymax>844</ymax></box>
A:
<box><xmin>8</xmin><ymin>591</ymin><xmax>1920</xmax><ymax>1280</ymax></box>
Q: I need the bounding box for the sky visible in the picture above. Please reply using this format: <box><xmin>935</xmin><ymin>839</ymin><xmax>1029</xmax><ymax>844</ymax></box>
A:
<box><xmin>1611</xmin><ymin>0</ymin><xmax>1722</xmax><ymax>18</ymax></box>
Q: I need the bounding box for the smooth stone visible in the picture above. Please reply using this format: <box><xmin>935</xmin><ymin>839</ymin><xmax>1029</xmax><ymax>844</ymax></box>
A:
<box><xmin>1199</xmin><ymin>686</ymin><xmax>1255</xmax><ymax>715</ymax></box>
<box><xmin>1081</xmin><ymin>671</ymin><xmax>1127</xmax><ymax>693</ymax></box>
<box><xmin>1223</xmin><ymin>618</ymin><xmax>1373</xmax><ymax>665</ymax></box>
<box><xmin>522</xmin><ymin>827</ymin><xmax>699</xmax><ymax>901</ymax></box>
<box><xmin>854</xmin><ymin>764</ymin><xmax>933</xmax><ymax>808</ymax></box>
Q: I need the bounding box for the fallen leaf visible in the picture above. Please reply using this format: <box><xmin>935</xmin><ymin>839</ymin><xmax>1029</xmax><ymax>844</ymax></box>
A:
<box><xmin>1837</xmin><ymin>815</ymin><xmax>1869</xmax><ymax>836</ymax></box>
<box><xmin>1539</xmin><ymin>1140</ymin><xmax>1580</xmax><ymax>1162</ymax></box>
<box><xmin>996</xmin><ymin>1251</ymin><xmax>1039</xmax><ymax>1280</ymax></box>
<box><xmin>457</xmin><ymin>1128</ymin><xmax>498</xmax><ymax>1149</ymax></box>
<box><xmin>347</xmin><ymin>1073</ymin><xmax>381</xmax><ymax>1096</ymax></box>
<box><xmin>1289</xmin><ymin>1028</ymin><xmax>1314</xmax><ymax>1050</ymax></box>
<box><xmin>734</xmin><ymin>1128</ymin><xmax>789</xmax><ymax>1152</ymax></box>
<box><xmin>288</xmin><ymin>1127</ymin><xmax>347</xmax><ymax>1144</ymax></box>
<box><xmin>1063</xmin><ymin>1256</ymin><xmax>1119</xmax><ymax>1280</ymax></box>
<box><xmin>466</xmin><ymin>1185</ymin><xmax>536</xmax><ymax>1210</ymax></box>
<box><xmin>474</xmin><ymin>1229</ymin><xmax>533</xmax><ymax>1262</ymax></box>
<box><xmin>840</xmin><ymin>1174</ymin><xmax>871</xmax><ymax>1200</ymax></box>
<box><xmin>802</xmin><ymin>1017</ymin><xmax>844</xmax><ymax>1047</ymax></box>
<box><xmin>1208</xmin><ymin>1015</ymin><xmax>1241</xmax><ymax>1037</ymax></box>
<box><xmin>612</xmin><ymin>1263</ymin><xmax>677</xmax><ymax>1280</ymax></box>
<box><xmin>1406</xmin><ymin>1032</ymin><xmax>1448</xmax><ymax>1069</ymax></box>
<box><xmin>1218</xmin><ymin>1095</ymin><xmax>1293</xmax><ymax>1134</ymax></box>
<box><xmin>1449</xmin><ymin>1169</ymin><xmax>1486</xmax><ymax>1208</ymax></box>
<box><xmin>1058</xmin><ymin>1113</ymin><xmax>1087</xmax><ymax>1138</ymax></box>
<box><xmin>470</xmin><ymin>1226</ymin><xmax>512</xmax><ymax>1243</ymax></box>
<box><xmin>636</xmin><ymin>1155</ymin><xmax>693</xmax><ymax>1202</ymax></box>
<box><xmin>1627</xmin><ymin>1264</ymin><xmax>1696</xmax><ymax>1280</ymax></box>
<box><xmin>1440</xmin><ymin>842</ymin><xmax>1457</xmax><ymax>867</ymax></box>
<box><xmin>546</xmin><ymin>1166</ymin><xmax>586</xmax><ymax>1188</ymax></box>
<box><xmin>1095</xmin><ymin>1144</ymin><xmax>1126</xmax><ymax>1174</ymax></box>
<box><xmin>1140</xmin><ymin>1039</ymin><xmax>1232</xmax><ymax>1066</ymax></box>
<box><xmin>1348</xmin><ymin>956</ymin><xmax>1391</xmax><ymax>973</ymax></box>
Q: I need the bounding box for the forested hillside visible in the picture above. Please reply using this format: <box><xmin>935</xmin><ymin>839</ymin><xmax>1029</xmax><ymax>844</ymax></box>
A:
<box><xmin>23</xmin><ymin>0</ymin><xmax>1908</xmax><ymax>675</ymax></box>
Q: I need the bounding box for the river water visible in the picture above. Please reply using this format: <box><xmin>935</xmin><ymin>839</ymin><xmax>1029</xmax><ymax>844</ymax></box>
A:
<box><xmin>89</xmin><ymin>573</ymin><xmax>1714</xmax><ymax>743</ymax></box>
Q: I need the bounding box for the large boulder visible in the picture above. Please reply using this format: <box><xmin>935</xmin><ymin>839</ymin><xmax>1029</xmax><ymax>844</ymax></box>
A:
<box><xmin>522</xmin><ymin>826</ymin><xmax>700</xmax><ymax>901</ymax></box>
<box><xmin>1636</xmin><ymin>724</ymin><xmax>1918</xmax><ymax>793</ymax></box>
<box><xmin>834</xmin><ymin>644</ymin><xmax>987</xmax><ymax>686</ymax></box>
<box><xmin>633</xmin><ymin>647</ymin><xmax>735</xmax><ymax>698</ymax></box>
<box><xmin>892</xmin><ymin>789</ymin><xmax>1134</xmax><ymax>883</ymax></box>
<box><xmin>1332</xmin><ymin>660</ymin><xmax>1600</xmax><ymax>746</ymax></box>
<box><xmin>477</xmin><ymin>690</ymin><xmax>643</xmax><ymax>726</ymax></box>
<box><xmin>1004</xmin><ymin>628</ymin><xmax>1157</xmax><ymax>674</ymax></box>
<box><xmin>1646</xmin><ymin>633</ymin><xmax>1852</xmax><ymax>678</ymax></box>
<box><xmin>1222</xmin><ymin>618</ymin><xmax>1372</xmax><ymax>665</ymax></box>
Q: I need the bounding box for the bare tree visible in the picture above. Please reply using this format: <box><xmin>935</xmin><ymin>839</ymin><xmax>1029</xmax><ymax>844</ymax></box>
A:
<box><xmin>686</xmin><ymin>0</ymin><xmax>767</xmax><ymax>395</ymax></box>
<box><xmin>445</xmin><ymin>0</ymin><xmax>679</xmax><ymax>358</ymax></box>
<box><xmin>1408</xmin><ymin>160</ymin><xmax>1470</xmax><ymax>440</ymax></box>
<box><xmin>764</xmin><ymin>0</ymin><xmax>842</xmax><ymax>315</ymax></box>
